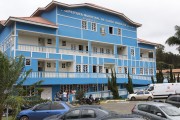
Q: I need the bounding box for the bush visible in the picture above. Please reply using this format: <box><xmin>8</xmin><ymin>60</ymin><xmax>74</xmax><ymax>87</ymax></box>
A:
<box><xmin>75</xmin><ymin>90</ymin><xmax>85</xmax><ymax>101</ymax></box>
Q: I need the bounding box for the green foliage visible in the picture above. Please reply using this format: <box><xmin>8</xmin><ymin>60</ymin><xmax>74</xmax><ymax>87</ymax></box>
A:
<box><xmin>177</xmin><ymin>74</ymin><xmax>180</xmax><ymax>83</ymax></box>
<box><xmin>108</xmin><ymin>69</ymin><xmax>119</xmax><ymax>99</ymax></box>
<box><xmin>156</xmin><ymin>62</ymin><xmax>164</xmax><ymax>83</ymax></box>
<box><xmin>169</xmin><ymin>66</ymin><xmax>175</xmax><ymax>83</ymax></box>
<box><xmin>75</xmin><ymin>90</ymin><xmax>85</xmax><ymax>101</ymax></box>
<box><xmin>125</xmin><ymin>71</ymin><xmax>134</xmax><ymax>94</ymax></box>
<box><xmin>165</xmin><ymin>25</ymin><xmax>180</xmax><ymax>53</ymax></box>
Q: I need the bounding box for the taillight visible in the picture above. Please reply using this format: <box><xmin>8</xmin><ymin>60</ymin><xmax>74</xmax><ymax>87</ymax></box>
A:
<box><xmin>131</xmin><ymin>105</ymin><xmax>136</xmax><ymax>113</ymax></box>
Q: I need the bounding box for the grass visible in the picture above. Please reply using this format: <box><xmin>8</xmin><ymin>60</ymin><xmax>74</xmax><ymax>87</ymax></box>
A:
<box><xmin>2</xmin><ymin>116</ymin><xmax>13</xmax><ymax>120</ymax></box>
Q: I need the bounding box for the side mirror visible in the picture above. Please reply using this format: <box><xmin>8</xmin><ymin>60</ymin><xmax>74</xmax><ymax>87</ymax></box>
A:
<box><xmin>156</xmin><ymin>112</ymin><xmax>165</xmax><ymax>118</ymax></box>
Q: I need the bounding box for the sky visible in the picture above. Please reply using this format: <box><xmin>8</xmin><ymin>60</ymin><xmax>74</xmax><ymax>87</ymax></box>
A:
<box><xmin>0</xmin><ymin>0</ymin><xmax>180</xmax><ymax>54</ymax></box>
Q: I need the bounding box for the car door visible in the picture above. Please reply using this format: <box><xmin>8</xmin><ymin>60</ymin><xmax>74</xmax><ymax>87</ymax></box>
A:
<box><xmin>136</xmin><ymin>91</ymin><xmax>144</xmax><ymax>100</ymax></box>
<box><xmin>80</xmin><ymin>108</ymin><xmax>97</xmax><ymax>120</ymax></box>
<box><xmin>63</xmin><ymin>109</ymin><xmax>81</xmax><ymax>120</ymax></box>
<box><xmin>136</xmin><ymin>104</ymin><xmax>151</xmax><ymax>119</ymax></box>
<box><xmin>148</xmin><ymin>105</ymin><xmax>167</xmax><ymax>120</ymax></box>
<box><xmin>30</xmin><ymin>103</ymin><xmax>51</xmax><ymax>120</ymax></box>
<box><xmin>49</xmin><ymin>103</ymin><xmax>67</xmax><ymax>116</ymax></box>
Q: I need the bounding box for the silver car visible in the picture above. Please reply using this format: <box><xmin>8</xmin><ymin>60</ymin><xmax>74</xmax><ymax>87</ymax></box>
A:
<box><xmin>132</xmin><ymin>102</ymin><xmax>180</xmax><ymax>120</ymax></box>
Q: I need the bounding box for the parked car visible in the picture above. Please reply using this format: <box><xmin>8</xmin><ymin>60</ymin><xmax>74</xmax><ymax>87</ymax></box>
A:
<box><xmin>101</xmin><ymin>114</ymin><xmax>146</xmax><ymax>120</ymax></box>
<box><xmin>132</xmin><ymin>102</ymin><xmax>180</xmax><ymax>120</ymax></box>
<box><xmin>16</xmin><ymin>101</ymin><xmax>71</xmax><ymax>120</ymax></box>
<box><xmin>165</xmin><ymin>95</ymin><xmax>180</xmax><ymax>108</ymax></box>
<box><xmin>44</xmin><ymin>105</ymin><xmax>120</xmax><ymax>120</ymax></box>
<box><xmin>127</xmin><ymin>91</ymin><xmax>153</xmax><ymax>101</ymax></box>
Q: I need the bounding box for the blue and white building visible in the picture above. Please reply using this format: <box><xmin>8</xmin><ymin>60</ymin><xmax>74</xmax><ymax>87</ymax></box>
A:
<box><xmin>0</xmin><ymin>1</ymin><xmax>157</xmax><ymax>100</ymax></box>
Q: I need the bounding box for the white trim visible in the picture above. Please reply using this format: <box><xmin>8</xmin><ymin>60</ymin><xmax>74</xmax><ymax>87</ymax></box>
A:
<box><xmin>31</xmin><ymin>1</ymin><xmax>141</xmax><ymax>27</ymax></box>
<box><xmin>58</xmin><ymin>23</ymin><xmax>81</xmax><ymax>29</ymax></box>
<box><xmin>17</xmin><ymin>29</ymin><xmax>56</xmax><ymax>36</ymax></box>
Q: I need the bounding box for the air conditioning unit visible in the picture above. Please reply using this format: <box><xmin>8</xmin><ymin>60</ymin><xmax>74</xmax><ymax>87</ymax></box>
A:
<box><xmin>66</xmin><ymin>62</ymin><xmax>71</xmax><ymax>67</ymax></box>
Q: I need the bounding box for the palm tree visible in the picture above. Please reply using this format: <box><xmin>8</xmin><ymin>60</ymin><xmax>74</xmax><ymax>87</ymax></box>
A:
<box><xmin>166</xmin><ymin>25</ymin><xmax>180</xmax><ymax>53</ymax></box>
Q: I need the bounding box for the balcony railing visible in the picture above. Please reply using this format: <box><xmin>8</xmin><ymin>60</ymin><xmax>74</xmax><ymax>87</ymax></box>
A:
<box><xmin>140</xmin><ymin>57</ymin><xmax>155</xmax><ymax>62</ymax></box>
<box><xmin>118</xmin><ymin>55</ymin><xmax>128</xmax><ymax>60</ymax></box>
<box><xmin>59</xmin><ymin>48</ymin><xmax>88</xmax><ymax>55</ymax></box>
<box><xmin>91</xmin><ymin>52</ymin><xmax>114</xmax><ymax>58</ymax></box>
<box><xmin>18</xmin><ymin>44</ymin><xmax>56</xmax><ymax>53</ymax></box>
<box><xmin>28</xmin><ymin>71</ymin><xmax>151</xmax><ymax>80</ymax></box>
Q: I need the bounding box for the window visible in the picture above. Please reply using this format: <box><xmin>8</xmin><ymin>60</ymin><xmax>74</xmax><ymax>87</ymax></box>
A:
<box><xmin>169</xmin><ymin>97</ymin><xmax>178</xmax><ymax>102</ymax></box>
<box><xmin>79</xmin><ymin>45</ymin><xmax>83</xmax><ymax>51</ymax></box>
<box><xmin>62</xmin><ymin>63</ymin><xmax>66</xmax><ymax>68</ymax></box>
<box><xmin>47</xmin><ymin>39</ymin><xmax>52</xmax><ymax>44</ymax></box>
<box><xmin>118</xmin><ymin>67</ymin><xmax>122</xmax><ymax>73</ymax></box>
<box><xmin>71</xmin><ymin>44</ymin><xmax>76</xmax><ymax>50</ymax></box>
<box><xmin>149</xmin><ymin>68</ymin><xmax>153</xmax><ymax>75</ymax></box>
<box><xmin>65</xmin><ymin>110</ymin><xmax>80</xmax><ymax>119</ymax></box>
<box><xmin>149</xmin><ymin>52</ymin><xmax>153</xmax><ymax>58</ymax></box>
<box><xmin>140</xmin><ymin>68</ymin><xmax>143</xmax><ymax>74</ymax></box>
<box><xmin>62</xmin><ymin>41</ymin><xmax>66</xmax><ymax>46</ymax></box>
<box><xmin>93</xmin><ymin>66</ymin><xmax>97</xmax><ymax>73</ymax></box>
<box><xmin>51</xmin><ymin>103</ymin><xmax>65</xmax><ymax>110</ymax></box>
<box><xmin>81</xmin><ymin>109</ymin><xmax>96</xmax><ymax>118</ymax></box>
<box><xmin>106</xmin><ymin>49</ymin><xmax>110</xmax><ymax>54</ymax></box>
<box><xmin>132</xmin><ymin>68</ymin><xmax>135</xmax><ymax>74</ymax></box>
<box><xmin>124</xmin><ymin>67</ymin><xmax>128</xmax><ymax>74</ymax></box>
<box><xmin>100</xmin><ymin>26</ymin><xmax>106</xmax><ymax>35</ymax></box>
<box><xmin>100</xmin><ymin>48</ymin><xmax>104</xmax><ymax>53</ymax></box>
<box><xmin>83</xmin><ymin>65</ymin><xmax>88</xmax><ymax>73</ymax></box>
<box><xmin>76</xmin><ymin>65</ymin><xmax>81</xmax><ymax>72</ymax></box>
<box><xmin>149</xmin><ymin>106</ymin><xmax>163</xmax><ymax>115</ymax></box>
<box><xmin>117</xmin><ymin>28</ymin><xmax>121</xmax><ymax>36</ymax></box>
<box><xmin>138</xmin><ymin>104</ymin><xmax>149</xmax><ymax>112</ymax></box>
<box><xmin>26</xmin><ymin>59</ymin><xmax>31</xmax><ymax>66</ymax></box>
<box><xmin>145</xmin><ymin>91</ymin><xmax>150</xmax><ymax>94</ymax></box>
<box><xmin>109</xmin><ymin>26</ymin><xmax>113</xmax><ymax>34</ymax></box>
<box><xmin>47</xmin><ymin>62</ymin><xmax>51</xmax><ymax>68</ymax></box>
<box><xmin>91</xmin><ymin>22</ymin><xmax>97</xmax><ymax>31</ymax></box>
<box><xmin>99</xmin><ymin>66</ymin><xmax>103</xmax><ymax>73</ymax></box>
<box><xmin>86</xmin><ymin>46</ymin><xmax>88</xmax><ymax>52</ymax></box>
<box><xmin>137</xmin><ymin>91</ymin><xmax>144</xmax><ymax>95</ymax></box>
<box><xmin>131</xmin><ymin>48</ymin><xmax>135</xmax><ymax>56</ymax></box>
<box><xmin>145</xmin><ymin>68</ymin><xmax>148</xmax><ymax>75</ymax></box>
<box><xmin>82</xmin><ymin>20</ymin><xmax>87</xmax><ymax>29</ymax></box>
<box><xmin>35</xmin><ymin>103</ymin><xmax>50</xmax><ymax>110</ymax></box>
<box><xmin>93</xmin><ymin>47</ymin><xmax>97</xmax><ymax>53</ymax></box>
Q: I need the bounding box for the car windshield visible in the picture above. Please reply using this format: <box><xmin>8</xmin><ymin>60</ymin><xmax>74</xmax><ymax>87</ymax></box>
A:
<box><xmin>160</xmin><ymin>106</ymin><xmax>180</xmax><ymax>116</ymax></box>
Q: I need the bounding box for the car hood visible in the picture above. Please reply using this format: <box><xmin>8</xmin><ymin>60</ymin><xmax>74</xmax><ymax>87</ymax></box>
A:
<box><xmin>169</xmin><ymin>116</ymin><xmax>180</xmax><ymax>120</ymax></box>
<box><xmin>18</xmin><ymin>109</ymin><xmax>32</xmax><ymax>115</ymax></box>
<box><xmin>43</xmin><ymin>114</ymin><xmax>62</xmax><ymax>120</ymax></box>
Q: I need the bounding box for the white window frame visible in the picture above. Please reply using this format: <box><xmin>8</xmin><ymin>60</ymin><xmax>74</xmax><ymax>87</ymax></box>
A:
<box><xmin>91</xmin><ymin>22</ymin><xmax>97</xmax><ymax>31</ymax></box>
<box><xmin>83</xmin><ymin>65</ymin><xmax>88</xmax><ymax>73</ymax></box>
<box><xmin>117</xmin><ymin>28</ymin><xmax>121</xmax><ymax>36</ymax></box>
<box><xmin>82</xmin><ymin>20</ymin><xmax>87</xmax><ymax>29</ymax></box>
<box><xmin>76</xmin><ymin>65</ymin><xmax>81</xmax><ymax>72</ymax></box>
<box><xmin>100</xmin><ymin>26</ymin><xmax>106</xmax><ymax>35</ymax></box>
<box><xmin>25</xmin><ymin>59</ymin><xmax>31</xmax><ymax>66</ymax></box>
<box><xmin>62</xmin><ymin>63</ymin><xmax>66</xmax><ymax>68</ymax></box>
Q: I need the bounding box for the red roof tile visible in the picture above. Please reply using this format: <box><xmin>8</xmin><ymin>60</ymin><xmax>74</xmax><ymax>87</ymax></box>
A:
<box><xmin>138</xmin><ymin>38</ymin><xmax>159</xmax><ymax>46</ymax></box>
<box><xmin>11</xmin><ymin>17</ymin><xmax>57</xmax><ymax>27</ymax></box>
<box><xmin>0</xmin><ymin>20</ymin><xmax>6</xmax><ymax>25</ymax></box>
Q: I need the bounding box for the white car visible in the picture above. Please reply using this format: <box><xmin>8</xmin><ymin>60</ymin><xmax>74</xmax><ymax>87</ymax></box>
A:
<box><xmin>127</xmin><ymin>91</ymin><xmax>153</xmax><ymax>101</ymax></box>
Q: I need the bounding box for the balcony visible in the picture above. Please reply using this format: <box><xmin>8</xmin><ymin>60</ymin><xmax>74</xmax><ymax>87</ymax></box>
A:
<box><xmin>140</xmin><ymin>57</ymin><xmax>155</xmax><ymax>62</ymax></box>
<box><xmin>59</xmin><ymin>48</ymin><xmax>88</xmax><ymax>56</ymax></box>
<box><xmin>117</xmin><ymin>55</ymin><xmax>128</xmax><ymax>60</ymax></box>
<box><xmin>91</xmin><ymin>52</ymin><xmax>114</xmax><ymax>58</ymax></box>
<box><xmin>28</xmin><ymin>71</ymin><xmax>151</xmax><ymax>80</ymax></box>
<box><xmin>18</xmin><ymin>44</ymin><xmax>56</xmax><ymax>53</ymax></box>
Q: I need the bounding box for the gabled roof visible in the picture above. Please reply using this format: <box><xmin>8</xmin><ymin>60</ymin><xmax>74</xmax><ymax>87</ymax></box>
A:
<box><xmin>31</xmin><ymin>1</ymin><xmax>141</xmax><ymax>27</ymax></box>
<box><xmin>138</xmin><ymin>38</ymin><xmax>159</xmax><ymax>46</ymax></box>
<box><xmin>0</xmin><ymin>20</ymin><xmax>6</xmax><ymax>26</ymax></box>
<box><xmin>3</xmin><ymin>17</ymin><xmax>58</xmax><ymax>28</ymax></box>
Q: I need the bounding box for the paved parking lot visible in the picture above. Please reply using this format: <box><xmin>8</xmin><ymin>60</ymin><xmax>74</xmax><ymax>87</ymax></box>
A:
<box><xmin>100</xmin><ymin>101</ymin><xmax>141</xmax><ymax>114</ymax></box>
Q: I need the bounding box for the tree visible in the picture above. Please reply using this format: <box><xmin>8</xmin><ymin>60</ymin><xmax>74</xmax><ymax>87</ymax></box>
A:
<box><xmin>125</xmin><ymin>71</ymin><xmax>134</xmax><ymax>94</ymax></box>
<box><xmin>108</xmin><ymin>69</ymin><xmax>119</xmax><ymax>99</ymax></box>
<box><xmin>166</xmin><ymin>25</ymin><xmax>180</xmax><ymax>53</ymax></box>
<box><xmin>156</xmin><ymin>62</ymin><xmax>164</xmax><ymax>83</ymax></box>
<box><xmin>151</xmin><ymin>76</ymin><xmax>155</xmax><ymax>84</ymax></box>
<box><xmin>0</xmin><ymin>51</ymin><xmax>31</xmax><ymax>120</ymax></box>
<box><xmin>177</xmin><ymin>74</ymin><xmax>180</xmax><ymax>83</ymax></box>
<box><xmin>169</xmin><ymin>65</ymin><xmax>175</xmax><ymax>83</ymax></box>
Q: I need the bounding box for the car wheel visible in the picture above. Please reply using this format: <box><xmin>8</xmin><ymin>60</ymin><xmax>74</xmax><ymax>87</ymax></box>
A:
<box><xmin>131</xmin><ymin>97</ymin><xmax>136</xmax><ymax>101</ymax></box>
<box><xmin>20</xmin><ymin>116</ymin><xmax>29</xmax><ymax>120</ymax></box>
<box><xmin>147</xmin><ymin>96</ymin><xmax>153</xmax><ymax>101</ymax></box>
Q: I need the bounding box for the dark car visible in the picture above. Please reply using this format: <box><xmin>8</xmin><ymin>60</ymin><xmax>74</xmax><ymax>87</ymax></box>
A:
<box><xmin>44</xmin><ymin>105</ymin><xmax>120</xmax><ymax>120</ymax></box>
<box><xmin>165</xmin><ymin>95</ymin><xmax>180</xmax><ymax>108</ymax></box>
<box><xmin>132</xmin><ymin>102</ymin><xmax>180</xmax><ymax>120</ymax></box>
<box><xmin>16</xmin><ymin>101</ymin><xmax>71</xmax><ymax>120</ymax></box>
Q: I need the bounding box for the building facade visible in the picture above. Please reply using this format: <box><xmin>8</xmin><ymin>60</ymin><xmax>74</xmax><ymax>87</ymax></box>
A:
<box><xmin>0</xmin><ymin>1</ymin><xmax>157</xmax><ymax>100</ymax></box>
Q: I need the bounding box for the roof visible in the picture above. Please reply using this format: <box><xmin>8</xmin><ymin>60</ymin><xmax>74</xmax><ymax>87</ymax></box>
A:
<box><xmin>136</xmin><ymin>102</ymin><xmax>172</xmax><ymax>107</ymax></box>
<box><xmin>138</xmin><ymin>38</ymin><xmax>159</xmax><ymax>46</ymax></box>
<box><xmin>0</xmin><ymin>20</ymin><xmax>6</xmax><ymax>26</ymax></box>
<box><xmin>31</xmin><ymin>1</ymin><xmax>141</xmax><ymax>27</ymax></box>
<box><xmin>4</xmin><ymin>16</ymin><xmax>58</xmax><ymax>28</ymax></box>
<box><xmin>162</xmin><ymin>69</ymin><xmax>180</xmax><ymax>73</ymax></box>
